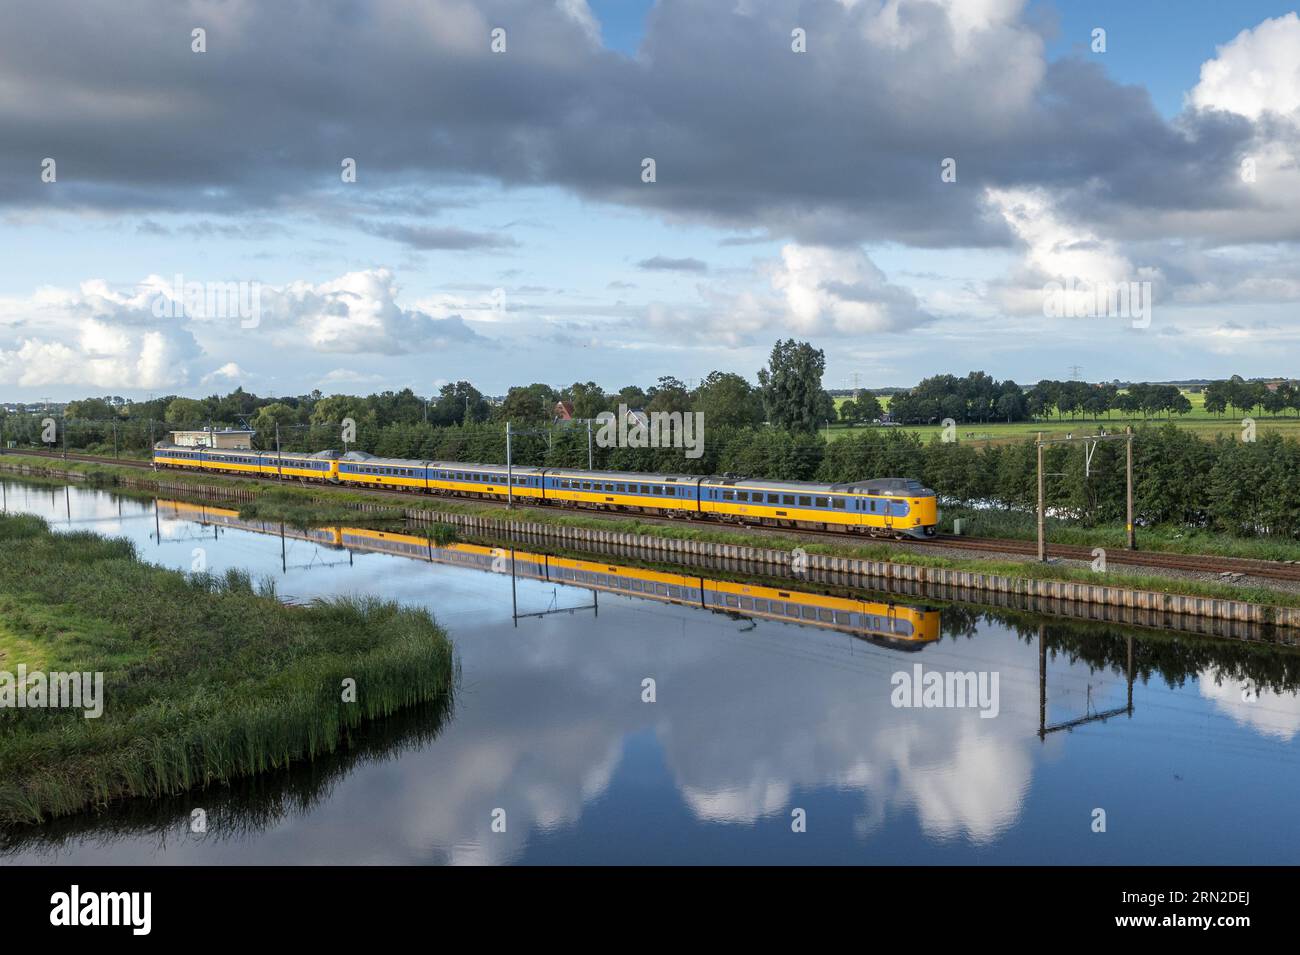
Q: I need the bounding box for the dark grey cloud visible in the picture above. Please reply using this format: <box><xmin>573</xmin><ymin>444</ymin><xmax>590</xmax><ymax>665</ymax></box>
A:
<box><xmin>637</xmin><ymin>255</ymin><xmax>707</xmax><ymax>273</ymax></box>
<box><xmin>0</xmin><ymin>0</ymin><xmax>1287</xmax><ymax>253</ymax></box>
<box><xmin>356</xmin><ymin>219</ymin><xmax>517</xmax><ymax>250</ymax></box>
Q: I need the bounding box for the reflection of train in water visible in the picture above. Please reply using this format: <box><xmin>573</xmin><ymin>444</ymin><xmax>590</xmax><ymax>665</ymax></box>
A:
<box><xmin>156</xmin><ymin>501</ymin><xmax>941</xmax><ymax>651</ymax></box>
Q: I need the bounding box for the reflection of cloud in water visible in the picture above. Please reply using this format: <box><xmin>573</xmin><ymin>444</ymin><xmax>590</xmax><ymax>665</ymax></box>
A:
<box><xmin>1199</xmin><ymin>670</ymin><xmax>1300</xmax><ymax>741</ymax></box>
<box><xmin>656</xmin><ymin>625</ymin><xmax>1034</xmax><ymax>843</ymax></box>
<box><xmin>887</xmin><ymin>724</ymin><xmax>1030</xmax><ymax>844</ymax></box>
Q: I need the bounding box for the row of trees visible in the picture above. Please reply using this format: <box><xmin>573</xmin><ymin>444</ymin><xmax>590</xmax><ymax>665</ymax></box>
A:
<box><xmin>886</xmin><ymin>372</ymin><xmax>1030</xmax><ymax>425</ymax></box>
<box><xmin>17</xmin><ymin>339</ymin><xmax>837</xmax><ymax>441</ymax></box>
<box><xmin>880</xmin><ymin>375</ymin><xmax>1298</xmax><ymax>425</ymax></box>
<box><xmin>1203</xmin><ymin>376</ymin><xmax>1300</xmax><ymax>417</ymax></box>
<box><xmin>1026</xmin><ymin>380</ymin><xmax>1191</xmax><ymax>420</ymax></box>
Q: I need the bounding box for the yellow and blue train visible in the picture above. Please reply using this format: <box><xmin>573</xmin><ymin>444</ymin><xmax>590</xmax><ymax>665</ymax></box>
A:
<box><xmin>152</xmin><ymin>445</ymin><xmax>938</xmax><ymax>538</ymax></box>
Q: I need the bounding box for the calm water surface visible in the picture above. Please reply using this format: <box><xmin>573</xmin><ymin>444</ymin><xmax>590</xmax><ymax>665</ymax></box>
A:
<box><xmin>2</xmin><ymin>479</ymin><xmax>1299</xmax><ymax>865</ymax></box>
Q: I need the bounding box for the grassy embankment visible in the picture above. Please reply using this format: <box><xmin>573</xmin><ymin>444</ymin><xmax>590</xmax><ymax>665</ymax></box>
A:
<box><xmin>0</xmin><ymin>511</ymin><xmax>455</xmax><ymax>827</ymax></box>
<box><xmin>938</xmin><ymin>506</ymin><xmax>1300</xmax><ymax>563</ymax></box>
<box><xmin>4</xmin><ymin>453</ymin><xmax>1300</xmax><ymax>609</ymax></box>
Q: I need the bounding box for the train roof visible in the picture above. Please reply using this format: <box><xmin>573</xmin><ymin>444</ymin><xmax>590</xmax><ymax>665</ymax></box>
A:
<box><xmin>424</xmin><ymin>461</ymin><xmax>543</xmax><ymax>474</ymax></box>
<box><xmin>339</xmin><ymin>455</ymin><xmax>431</xmax><ymax>467</ymax></box>
<box><xmin>702</xmin><ymin>475</ymin><xmax>933</xmax><ymax>496</ymax></box>
<box><xmin>544</xmin><ymin>467</ymin><xmax>702</xmax><ymax>484</ymax></box>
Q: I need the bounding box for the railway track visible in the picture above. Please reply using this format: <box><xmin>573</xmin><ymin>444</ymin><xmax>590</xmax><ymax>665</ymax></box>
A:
<box><xmin>6</xmin><ymin>447</ymin><xmax>1300</xmax><ymax>583</ymax></box>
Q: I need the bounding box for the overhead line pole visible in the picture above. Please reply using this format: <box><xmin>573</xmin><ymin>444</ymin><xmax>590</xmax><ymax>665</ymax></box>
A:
<box><xmin>1126</xmin><ymin>426</ymin><xmax>1135</xmax><ymax>550</ymax></box>
<box><xmin>506</xmin><ymin>421</ymin><xmax>513</xmax><ymax>509</ymax></box>
<box><xmin>1036</xmin><ymin>432</ymin><xmax>1045</xmax><ymax>562</ymax></box>
<box><xmin>1036</xmin><ymin>430</ymin><xmax>1137</xmax><ymax>562</ymax></box>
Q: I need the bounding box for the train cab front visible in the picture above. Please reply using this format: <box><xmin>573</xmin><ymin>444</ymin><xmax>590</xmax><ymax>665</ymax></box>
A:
<box><xmin>902</xmin><ymin>483</ymin><xmax>939</xmax><ymax>537</ymax></box>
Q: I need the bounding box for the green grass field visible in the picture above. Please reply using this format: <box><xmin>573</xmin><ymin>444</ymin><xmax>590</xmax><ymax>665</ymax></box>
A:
<box><xmin>830</xmin><ymin>390</ymin><xmax>1300</xmax><ymax>444</ymax></box>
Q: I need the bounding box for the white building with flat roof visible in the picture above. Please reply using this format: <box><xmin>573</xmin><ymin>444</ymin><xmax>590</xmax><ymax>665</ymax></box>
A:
<box><xmin>168</xmin><ymin>429</ymin><xmax>256</xmax><ymax>449</ymax></box>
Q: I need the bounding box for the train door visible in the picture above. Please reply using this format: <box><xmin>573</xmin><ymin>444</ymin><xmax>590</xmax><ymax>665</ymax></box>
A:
<box><xmin>882</xmin><ymin>499</ymin><xmax>894</xmax><ymax>533</ymax></box>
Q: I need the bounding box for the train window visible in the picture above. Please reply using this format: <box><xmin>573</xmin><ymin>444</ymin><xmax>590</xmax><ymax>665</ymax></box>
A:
<box><xmin>603</xmin><ymin>483</ymin><xmax>614</xmax><ymax>492</ymax></box>
<box><xmin>616</xmin><ymin>484</ymin><xmax>625</xmax><ymax>493</ymax></box>
<box><xmin>736</xmin><ymin>491</ymin><xmax>748</xmax><ymax>502</ymax></box>
<box><xmin>818</xmin><ymin>609</ymin><xmax>833</xmax><ymax>622</ymax></box>
<box><xmin>833</xmin><ymin>498</ymin><xmax>845</xmax><ymax>509</ymax></box>
<box><xmin>725</xmin><ymin>595</ymin><xmax>738</xmax><ymax>608</ymax></box>
<box><xmin>722</xmin><ymin>490</ymin><xmax>734</xmax><ymax>501</ymax></box>
<box><xmin>783</xmin><ymin>495</ymin><xmax>795</xmax><ymax>505</ymax></box>
<box><xmin>582</xmin><ymin>482</ymin><xmax>591</xmax><ymax>490</ymax></box>
<box><xmin>766</xmin><ymin>493</ymin><xmax>779</xmax><ymax>504</ymax></box>
<box><xmin>640</xmin><ymin>484</ymin><xmax>651</xmax><ymax>494</ymax></box>
<box><xmin>802</xmin><ymin>606</ymin><xmax>817</xmax><ymax>620</ymax></box>
<box><xmin>815</xmin><ymin>497</ymin><xmax>828</xmax><ymax>508</ymax></box>
<box><xmin>668</xmin><ymin>586</ymin><xmax>681</xmax><ymax>598</ymax></box>
<box><xmin>754</xmin><ymin>599</ymin><xmax>768</xmax><ymax>613</ymax></box>
<box><xmin>739</xmin><ymin>597</ymin><xmax>753</xmax><ymax>610</ymax></box>
<box><xmin>798</xmin><ymin>496</ymin><xmax>812</xmax><ymax>507</ymax></box>
<box><xmin>656</xmin><ymin>584</ymin><xmax>669</xmax><ymax>596</ymax></box>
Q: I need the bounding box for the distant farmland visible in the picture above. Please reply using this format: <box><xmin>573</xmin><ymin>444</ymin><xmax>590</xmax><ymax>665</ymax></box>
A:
<box><xmin>829</xmin><ymin>390</ymin><xmax>1300</xmax><ymax>444</ymax></box>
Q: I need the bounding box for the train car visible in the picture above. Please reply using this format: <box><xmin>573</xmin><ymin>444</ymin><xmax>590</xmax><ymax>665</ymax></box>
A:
<box><xmin>190</xmin><ymin>447</ymin><xmax>267</xmax><ymax>476</ymax></box>
<box><xmin>152</xmin><ymin>444</ymin><xmax>207</xmax><ymax>469</ymax></box>
<box><xmin>261</xmin><ymin>450</ymin><xmax>339</xmax><ymax>483</ymax></box>
<box><xmin>542</xmin><ymin>468</ymin><xmax>700</xmax><ymax>514</ymax></box>
<box><xmin>698</xmin><ymin>475</ymin><xmax>937</xmax><ymax>538</ymax></box>
<box><xmin>424</xmin><ymin>462</ymin><xmax>547</xmax><ymax>501</ymax></box>
<box><xmin>337</xmin><ymin>455</ymin><xmax>429</xmax><ymax>491</ymax></box>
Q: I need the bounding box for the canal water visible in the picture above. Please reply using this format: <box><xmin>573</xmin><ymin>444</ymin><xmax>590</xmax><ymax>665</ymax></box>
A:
<box><xmin>2</xmin><ymin>478</ymin><xmax>1299</xmax><ymax>865</ymax></box>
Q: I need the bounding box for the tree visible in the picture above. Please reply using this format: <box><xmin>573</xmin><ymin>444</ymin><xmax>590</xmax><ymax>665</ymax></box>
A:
<box><xmin>250</xmin><ymin>402</ymin><xmax>303</xmax><ymax>448</ymax></box>
<box><xmin>430</xmin><ymin>381</ymin><xmax>490</xmax><ymax>426</ymax></box>
<box><xmin>495</xmin><ymin>385</ymin><xmax>551</xmax><ymax>424</ymax></box>
<box><xmin>757</xmin><ymin>339</ymin><xmax>832</xmax><ymax>432</ymax></box>
<box><xmin>65</xmin><ymin>397</ymin><xmax>119</xmax><ymax>420</ymax></box>
<box><xmin>693</xmin><ymin>371</ymin><xmax>763</xmax><ymax>428</ymax></box>
<box><xmin>562</xmin><ymin>381</ymin><xmax>608</xmax><ymax>420</ymax></box>
<box><xmin>615</xmin><ymin>385</ymin><xmax>648</xmax><ymax>409</ymax></box>
<box><xmin>369</xmin><ymin>388</ymin><xmax>427</xmax><ymax>427</ymax></box>
<box><xmin>645</xmin><ymin>376</ymin><xmax>692</xmax><ymax>416</ymax></box>
<box><xmin>165</xmin><ymin>397</ymin><xmax>209</xmax><ymax>426</ymax></box>
<box><xmin>855</xmin><ymin>392</ymin><xmax>883</xmax><ymax>422</ymax></box>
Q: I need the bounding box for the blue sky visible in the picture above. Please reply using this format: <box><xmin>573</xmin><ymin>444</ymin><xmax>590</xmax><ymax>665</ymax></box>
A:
<box><xmin>2</xmin><ymin>1</ymin><xmax>1300</xmax><ymax>400</ymax></box>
